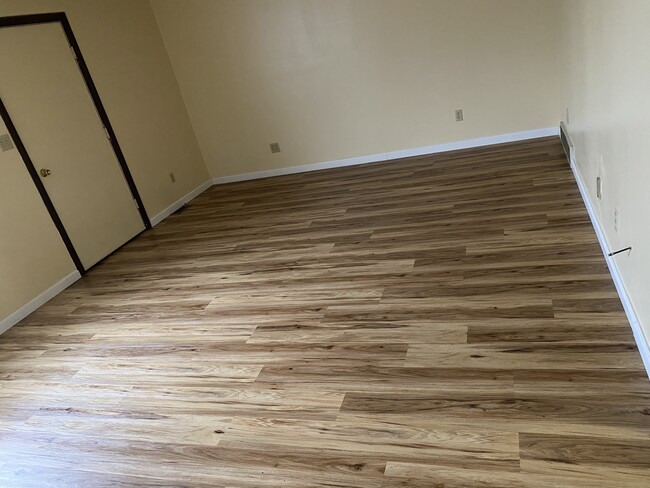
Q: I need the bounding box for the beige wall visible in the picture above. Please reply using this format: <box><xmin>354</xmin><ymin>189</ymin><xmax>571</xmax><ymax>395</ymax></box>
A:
<box><xmin>0</xmin><ymin>119</ymin><xmax>76</xmax><ymax>321</ymax></box>
<box><xmin>0</xmin><ymin>0</ymin><xmax>208</xmax><ymax>323</ymax></box>
<box><xmin>151</xmin><ymin>0</ymin><xmax>563</xmax><ymax>178</ymax></box>
<box><xmin>559</xmin><ymin>0</ymin><xmax>650</xmax><ymax>343</ymax></box>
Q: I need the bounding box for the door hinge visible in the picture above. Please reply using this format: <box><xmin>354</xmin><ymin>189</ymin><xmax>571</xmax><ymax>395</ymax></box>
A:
<box><xmin>69</xmin><ymin>45</ymin><xmax>78</xmax><ymax>61</ymax></box>
<box><xmin>133</xmin><ymin>199</ymin><xmax>140</xmax><ymax>209</ymax></box>
<box><xmin>103</xmin><ymin>126</ymin><xmax>111</xmax><ymax>141</ymax></box>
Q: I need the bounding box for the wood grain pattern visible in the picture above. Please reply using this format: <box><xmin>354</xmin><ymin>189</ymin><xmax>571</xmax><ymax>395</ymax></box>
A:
<box><xmin>1</xmin><ymin>137</ymin><xmax>649</xmax><ymax>487</ymax></box>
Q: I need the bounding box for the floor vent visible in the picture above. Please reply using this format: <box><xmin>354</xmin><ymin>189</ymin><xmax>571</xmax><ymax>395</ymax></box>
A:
<box><xmin>560</xmin><ymin>121</ymin><xmax>574</xmax><ymax>164</ymax></box>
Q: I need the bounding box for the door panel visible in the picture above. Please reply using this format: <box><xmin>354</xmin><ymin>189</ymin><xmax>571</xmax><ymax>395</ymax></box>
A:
<box><xmin>0</xmin><ymin>23</ymin><xmax>145</xmax><ymax>269</ymax></box>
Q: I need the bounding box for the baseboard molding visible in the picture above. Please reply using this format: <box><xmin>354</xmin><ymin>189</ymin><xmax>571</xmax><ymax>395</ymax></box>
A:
<box><xmin>212</xmin><ymin>127</ymin><xmax>560</xmax><ymax>185</ymax></box>
<box><xmin>150</xmin><ymin>179</ymin><xmax>213</xmax><ymax>227</ymax></box>
<box><xmin>564</xmin><ymin>127</ymin><xmax>650</xmax><ymax>378</ymax></box>
<box><xmin>0</xmin><ymin>271</ymin><xmax>81</xmax><ymax>335</ymax></box>
<box><xmin>0</xmin><ymin>178</ymin><xmax>215</xmax><ymax>334</ymax></box>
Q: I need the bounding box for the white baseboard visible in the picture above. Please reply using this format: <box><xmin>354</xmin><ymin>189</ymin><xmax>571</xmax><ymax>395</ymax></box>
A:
<box><xmin>564</xmin><ymin>127</ymin><xmax>650</xmax><ymax>378</ymax></box>
<box><xmin>0</xmin><ymin>271</ymin><xmax>81</xmax><ymax>335</ymax></box>
<box><xmin>212</xmin><ymin>127</ymin><xmax>560</xmax><ymax>185</ymax></box>
<box><xmin>150</xmin><ymin>179</ymin><xmax>213</xmax><ymax>227</ymax></box>
<box><xmin>0</xmin><ymin>178</ymin><xmax>215</xmax><ymax>334</ymax></box>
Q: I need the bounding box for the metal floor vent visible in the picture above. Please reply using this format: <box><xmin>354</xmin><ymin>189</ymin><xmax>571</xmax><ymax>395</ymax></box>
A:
<box><xmin>560</xmin><ymin>121</ymin><xmax>574</xmax><ymax>163</ymax></box>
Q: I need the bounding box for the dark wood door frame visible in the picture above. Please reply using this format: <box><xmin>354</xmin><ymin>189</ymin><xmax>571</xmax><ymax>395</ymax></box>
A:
<box><xmin>0</xmin><ymin>12</ymin><xmax>152</xmax><ymax>275</ymax></box>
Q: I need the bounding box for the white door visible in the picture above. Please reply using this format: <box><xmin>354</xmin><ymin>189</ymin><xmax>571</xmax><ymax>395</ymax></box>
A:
<box><xmin>0</xmin><ymin>22</ymin><xmax>145</xmax><ymax>269</ymax></box>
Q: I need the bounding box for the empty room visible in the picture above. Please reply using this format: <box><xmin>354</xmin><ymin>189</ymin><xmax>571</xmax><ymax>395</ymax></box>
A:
<box><xmin>1</xmin><ymin>0</ymin><xmax>649</xmax><ymax>486</ymax></box>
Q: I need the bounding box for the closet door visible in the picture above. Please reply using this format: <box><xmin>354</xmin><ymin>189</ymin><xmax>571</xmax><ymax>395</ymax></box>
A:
<box><xmin>0</xmin><ymin>22</ymin><xmax>145</xmax><ymax>269</ymax></box>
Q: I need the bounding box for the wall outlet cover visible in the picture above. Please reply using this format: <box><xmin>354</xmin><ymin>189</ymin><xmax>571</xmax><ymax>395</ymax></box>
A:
<box><xmin>0</xmin><ymin>133</ymin><xmax>15</xmax><ymax>152</ymax></box>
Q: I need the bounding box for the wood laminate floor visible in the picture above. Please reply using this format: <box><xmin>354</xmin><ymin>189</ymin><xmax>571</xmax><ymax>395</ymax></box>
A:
<box><xmin>1</xmin><ymin>137</ymin><xmax>649</xmax><ymax>487</ymax></box>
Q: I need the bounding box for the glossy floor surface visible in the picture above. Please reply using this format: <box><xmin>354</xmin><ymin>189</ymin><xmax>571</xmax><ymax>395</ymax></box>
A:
<box><xmin>1</xmin><ymin>137</ymin><xmax>649</xmax><ymax>487</ymax></box>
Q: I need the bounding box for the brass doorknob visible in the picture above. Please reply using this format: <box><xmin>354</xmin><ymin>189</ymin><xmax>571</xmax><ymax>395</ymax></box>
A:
<box><xmin>39</xmin><ymin>168</ymin><xmax>51</xmax><ymax>177</ymax></box>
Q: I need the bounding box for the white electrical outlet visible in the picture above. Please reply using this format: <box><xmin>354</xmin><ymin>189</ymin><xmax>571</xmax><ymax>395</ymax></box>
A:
<box><xmin>614</xmin><ymin>208</ymin><xmax>620</xmax><ymax>232</ymax></box>
<box><xmin>455</xmin><ymin>109</ymin><xmax>464</xmax><ymax>122</ymax></box>
<box><xmin>270</xmin><ymin>142</ymin><xmax>281</xmax><ymax>153</ymax></box>
<box><xmin>596</xmin><ymin>176</ymin><xmax>602</xmax><ymax>199</ymax></box>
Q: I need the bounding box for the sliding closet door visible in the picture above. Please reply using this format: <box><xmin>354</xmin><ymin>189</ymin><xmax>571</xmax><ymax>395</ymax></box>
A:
<box><xmin>0</xmin><ymin>22</ymin><xmax>145</xmax><ymax>269</ymax></box>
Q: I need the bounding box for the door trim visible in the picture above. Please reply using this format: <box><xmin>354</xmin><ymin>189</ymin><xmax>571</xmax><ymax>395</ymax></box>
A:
<box><xmin>0</xmin><ymin>12</ymin><xmax>153</xmax><ymax>274</ymax></box>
